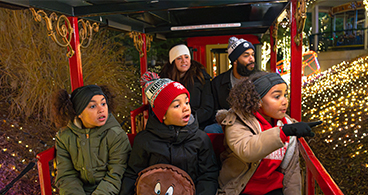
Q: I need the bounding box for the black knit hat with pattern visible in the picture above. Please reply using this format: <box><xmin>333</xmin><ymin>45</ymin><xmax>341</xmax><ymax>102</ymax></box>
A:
<box><xmin>227</xmin><ymin>36</ymin><xmax>255</xmax><ymax>63</ymax></box>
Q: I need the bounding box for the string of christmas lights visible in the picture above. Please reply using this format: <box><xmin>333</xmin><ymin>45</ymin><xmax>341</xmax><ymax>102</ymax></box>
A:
<box><xmin>301</xmin><ymin>56</ymin><xmax>368</xmax><ymax>194</ymax></box>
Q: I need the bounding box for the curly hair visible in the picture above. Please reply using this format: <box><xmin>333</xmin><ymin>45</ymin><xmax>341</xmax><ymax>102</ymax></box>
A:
<box><xmin>50</xmin><ymin>85</ymin><xmax>115</xmax><ymax>128</ymax></box>
<box><xmin>227</xmin><ymin>71</ymin><xmax>269</xmax><ymax>116</ymax></box>
<box><xmin>160</xmin><ymin>45</ymin><xmax>205</xmax><ymax>87</ymax></box>
<box><xmin>51</xmin><ymin>89</ymin><xmax>75</xmax><ymax>128</ymax></box>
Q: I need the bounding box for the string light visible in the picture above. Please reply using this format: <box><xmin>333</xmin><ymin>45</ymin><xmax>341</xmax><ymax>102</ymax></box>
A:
<box><xmin>261</xmin><ymin>42</ymin><xmax>270</xmax><ymax>71</ymax></box>
<box><xmin>302</xmin><ymin>55</ymin><xmax>368</xmax><ymax>173</ymax></box>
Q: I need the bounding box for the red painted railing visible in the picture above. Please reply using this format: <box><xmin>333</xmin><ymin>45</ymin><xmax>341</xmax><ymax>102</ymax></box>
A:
<box><xmin>130</xmin><ymin>104</ymin><xmax>148</xmax><ymax>134</ymax></box>
<box><xmin>299</xmin><ymin>138</ymin><xmax>344</xmax><ymax>195</ymax></box>
<box><xmin>36</xmin><ymin>147</ymin><xmax>55</xmax><ymax>195</ymax></box>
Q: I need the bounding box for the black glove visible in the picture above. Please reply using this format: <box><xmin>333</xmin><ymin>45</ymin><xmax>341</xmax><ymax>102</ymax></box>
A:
<box><xmin>282</xmin><ymin>121</ymin><xmax>322</xmax><ymax>138</ymax></box>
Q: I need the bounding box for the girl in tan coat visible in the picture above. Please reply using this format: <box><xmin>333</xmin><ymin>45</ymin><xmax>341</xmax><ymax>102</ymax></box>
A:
<box><xmin>216</xmin><ymin>72</ymin><xmax>321</xmax><ymax>195</ymax></box>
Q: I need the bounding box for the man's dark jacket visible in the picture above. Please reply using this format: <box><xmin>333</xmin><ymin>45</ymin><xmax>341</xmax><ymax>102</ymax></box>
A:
<box><xmin>120</xmin><ymin>113</ymin><xmax>219</xmax><ymax>195</ymax></box>
<box><xmin>211</xmin><ymin>68</ymin><xmax>232</xmax><ymax>111</ymax></box>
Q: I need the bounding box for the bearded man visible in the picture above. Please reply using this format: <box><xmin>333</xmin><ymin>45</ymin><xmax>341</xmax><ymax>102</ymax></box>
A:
<box><xmin>205</xmin><ymin>37</ymin><xmax>259</xmax><ymax>133</ymax></box>
<box><xmin>212</xmin><ymin>37</ymin><xmax>258</xmax><ymax>111</ymax></box>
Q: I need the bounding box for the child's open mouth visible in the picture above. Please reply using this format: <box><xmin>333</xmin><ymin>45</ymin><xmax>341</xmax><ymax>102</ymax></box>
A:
<box><xmin>98</xmin><ymin>115</ymin><xmax>106</xmax><ymax>122</ymax></box>
<box><xmin>183</xmin><ymin>114</ymin><xmax>190</xmax><ymax>122</ymax></box>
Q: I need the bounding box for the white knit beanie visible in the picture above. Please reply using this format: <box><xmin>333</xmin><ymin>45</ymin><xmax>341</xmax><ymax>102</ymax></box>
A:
<box><xmin>169</xmin><ymin>44</ymin><xmax>191</xmax><ymax>63</ymax></box>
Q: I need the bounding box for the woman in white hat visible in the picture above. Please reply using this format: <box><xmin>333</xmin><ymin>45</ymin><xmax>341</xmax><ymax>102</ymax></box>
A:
<box><xmin>160</xmin><ymin>44</ymin><xmax>215</xmax><ymax>130</ymax></box>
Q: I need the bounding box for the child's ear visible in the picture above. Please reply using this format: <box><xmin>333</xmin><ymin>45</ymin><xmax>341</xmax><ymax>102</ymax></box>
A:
<box><xmin>258</xmin><ymin>100</ymin><xmax>263</xmax><ymax>107</ymax></box>
<box><xmin>78</xmin><ymin>114</ymin><xmax>82</xmax><ymax>119</ymax></box>
<box><xmin>163</xmin><ymin>115</ymin><xmax>166</xmax><ymax>120</ymax></box>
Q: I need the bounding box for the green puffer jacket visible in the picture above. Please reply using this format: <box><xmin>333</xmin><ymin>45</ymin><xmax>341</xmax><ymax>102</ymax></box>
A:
<box><xmin>55</xmin><ymin>113</ymin><xmax>131</xmax><ymax>195</ymax></box>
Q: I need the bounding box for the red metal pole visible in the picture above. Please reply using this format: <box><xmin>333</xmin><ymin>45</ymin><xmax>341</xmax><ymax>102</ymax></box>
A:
<box><xmin>140</xmin><ymin>34</ymin><xmax>148</xmax><ymax>104</ymax></box>
<box><xmin>68</xmin><ymin>17</ymin><xmax>84</xmax><ymax>91</ymax></box>
<box><xmin>140</xmin><ymin>33</ymin><xmax>148</xmax><ymax>130</ymax></box>
<box><xmin>290</xmin><ymin>0</ymin><xmax>302</xmax><ymax>121</ymax></box>
<box><xmin>270</xmin><ymin>25</ymin><xmax>277</xmax><ymax>72</ymax></box>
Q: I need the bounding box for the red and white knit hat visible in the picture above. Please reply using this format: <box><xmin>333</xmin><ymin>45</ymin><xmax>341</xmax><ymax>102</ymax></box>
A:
<box><xmin>140</xmin><ymin>72</ymin><xmax>190</xmax><ymax>122</ymax></box>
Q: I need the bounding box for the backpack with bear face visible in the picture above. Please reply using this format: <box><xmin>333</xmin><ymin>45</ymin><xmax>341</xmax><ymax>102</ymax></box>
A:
<box><xmin>135</xmin><ymin>164</ymin><xmax>195</xmax><ymax>195</ymax></box>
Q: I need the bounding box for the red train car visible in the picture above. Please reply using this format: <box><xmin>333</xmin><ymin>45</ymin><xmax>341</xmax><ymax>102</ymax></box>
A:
<box><xmin>0</xmin><ymin>0</ymin><xmax>343</xmax><ymax>194</ymax></box>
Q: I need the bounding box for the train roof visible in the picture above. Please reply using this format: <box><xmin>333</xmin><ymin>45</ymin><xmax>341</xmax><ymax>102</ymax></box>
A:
<box><xmin>0</xmin><ymin>0</ymin><xmax>289</xmax><ymax>39</ymax></box>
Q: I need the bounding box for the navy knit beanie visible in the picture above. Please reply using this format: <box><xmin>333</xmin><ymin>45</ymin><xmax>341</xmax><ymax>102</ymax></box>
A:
<box><xmin>227</xmin><ymin>37</ymin><xmax>255</xmax><ymax>63</ymax></box>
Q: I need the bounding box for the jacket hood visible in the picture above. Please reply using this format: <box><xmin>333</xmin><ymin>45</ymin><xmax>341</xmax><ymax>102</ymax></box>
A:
<box><xmin>145</xmin><ymin>112</ymin><xmax>199</xmax><ymax>144</ymax></box>
<box><xmin>67</xmin><ymin>113</ymin><xmax>121</xmax><ymax>137</ymax></box>
<box><xmin>216</xmin><ymin>109</ymin><xmax>229</xmax><ymax>124</ymax></box>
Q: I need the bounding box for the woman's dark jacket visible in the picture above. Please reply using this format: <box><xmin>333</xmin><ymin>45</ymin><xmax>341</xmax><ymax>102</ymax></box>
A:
<box><xmin>120</xmin><ymin>113</ymin><xmax>219</xmax><ymax>195</ymax></box>
<box><xmin>186</xmin><ymin>69</ymin><xmax>215</xmax><ymax>129</ymax></box>
<box><xmin>160</xmin><ymin>64</ymin><xmax>215</xmax><ymax>129</ymax></box>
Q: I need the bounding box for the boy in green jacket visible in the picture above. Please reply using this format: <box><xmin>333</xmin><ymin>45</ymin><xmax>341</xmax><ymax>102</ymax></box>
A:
<box><xmin>52</xmin><ymin>85</ymin><xmax>131</xmax><ymax>195</ymax></box>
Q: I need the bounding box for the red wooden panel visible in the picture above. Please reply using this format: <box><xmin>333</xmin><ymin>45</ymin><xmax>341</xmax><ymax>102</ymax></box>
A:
<box><xmin>36</xmin><ymin>147</ymin><xmax>55</xmax><ymax>195</ymax></box>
